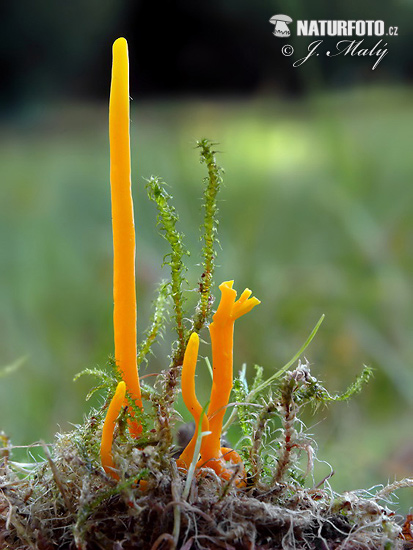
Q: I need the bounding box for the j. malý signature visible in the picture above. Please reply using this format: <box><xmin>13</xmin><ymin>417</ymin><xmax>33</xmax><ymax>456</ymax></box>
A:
<box><xmin>294</xmin><ymin>39</ymin><xmax>388</xmax><ymax>70</ymax></box>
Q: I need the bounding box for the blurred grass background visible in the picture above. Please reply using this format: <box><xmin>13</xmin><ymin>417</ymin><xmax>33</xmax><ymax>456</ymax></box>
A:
<box><xmin>1</xmin><ymin>0</ymin><xmax>413</xmax><ymax>513</ymax></box>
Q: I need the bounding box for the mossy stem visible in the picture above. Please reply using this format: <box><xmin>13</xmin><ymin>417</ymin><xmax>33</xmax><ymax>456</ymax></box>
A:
<box><xmin>273</xmin><ymin>377</ymin><xmax>298</xmax><ymax>486</ymax></box>
<box><xmin>193</xmin><ymin>139</ymin><xmax>222</xmax><ymax>333</ymax></box>
<box><xmin>249</xmin><ymin>400</ymin><xmax>277</xmax><ymax>485</ymax></box>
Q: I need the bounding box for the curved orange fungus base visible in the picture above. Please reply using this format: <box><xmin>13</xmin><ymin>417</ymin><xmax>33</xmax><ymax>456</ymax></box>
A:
<box><xmin>100</xmin><ymin>381</ymin><xmax>126</xmax><ymax>480</ymax></box>
<box><xmin>177</xmin><ymin>280</ymin><xmax>260</xmax><ymax>487</ymax></box>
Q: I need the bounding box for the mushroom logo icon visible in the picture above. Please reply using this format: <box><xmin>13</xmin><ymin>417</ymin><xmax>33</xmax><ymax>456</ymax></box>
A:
<box><xmin>269</xmin><ymin>14</ymin><xmax>293</xmax><ymax>37</ymax></box>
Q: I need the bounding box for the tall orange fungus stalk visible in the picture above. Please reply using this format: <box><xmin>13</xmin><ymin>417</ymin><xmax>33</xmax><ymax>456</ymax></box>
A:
<box><xmin>109</xmin><ymin>37</ymin><xmax>142</xmax><ymax>437</ymax></box>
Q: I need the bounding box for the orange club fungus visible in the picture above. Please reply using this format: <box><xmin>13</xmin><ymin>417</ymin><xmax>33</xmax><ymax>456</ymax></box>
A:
<box><xmin>100</xmin><ymin>38</ymin><xmax>143</xmax><ymax>478</ymax></box>
<box><xmin>100</xmin><ymin>381</ymin><xmax>126</xmax><ymax>480</ymax></box>
<box><xmin>100</xmin><ymin>38</ymin><xmax>260</xmax><ymax>487</ymax></box>
<box><xmin>177</xmin><ymin>280</ymin><xmax>260</xmax><ymax>485</ymax></box>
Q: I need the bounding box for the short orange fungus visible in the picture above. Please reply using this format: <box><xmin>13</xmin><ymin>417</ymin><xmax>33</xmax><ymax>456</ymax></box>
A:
<box><xmin>178</xmin><ymin>280</ymin><xmax>260</xmax><ymax>484</ymax></box>
<box><xmin>101</xmin><ymin>381</ymin><xmax>126</xmax><ymax>480</ymax></box>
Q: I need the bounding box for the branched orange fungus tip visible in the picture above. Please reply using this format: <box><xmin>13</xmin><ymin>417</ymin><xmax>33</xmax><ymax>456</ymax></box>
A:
<box><xmin>109</xmin><ymin>37</ymin><xmax>142</xmax><ymax>437</ymax></box>
<box><xmin>101</xmin><ymin>381</ymin><xmax>126</xmax><ymax>480</ymax></box>
<box><xmin>178</xmin><ymin>281</ymin><xmax>260</xmax><ymax>485</ymax></box>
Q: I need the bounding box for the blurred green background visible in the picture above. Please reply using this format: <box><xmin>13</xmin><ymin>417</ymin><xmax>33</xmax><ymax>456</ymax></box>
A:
<box><xmin>1</xmin><ymin>1</ymin><xmax>412</xmax><ymax>512</ymax></box>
